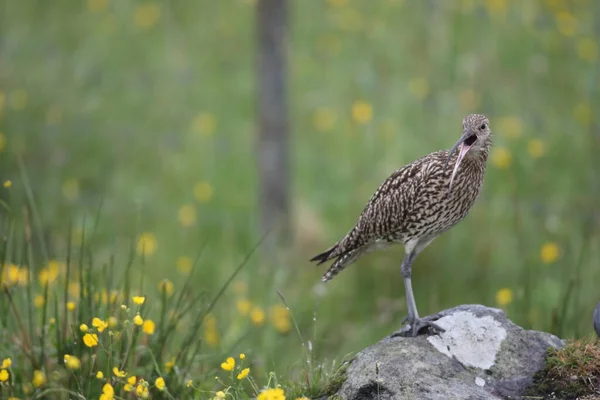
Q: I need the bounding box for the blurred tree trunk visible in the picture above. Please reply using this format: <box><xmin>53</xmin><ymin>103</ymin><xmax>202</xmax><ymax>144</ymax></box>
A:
<box><xmin>257</xmin><ymin>0</ymin><xmax>290</xmax><ymax>248</ymax></box>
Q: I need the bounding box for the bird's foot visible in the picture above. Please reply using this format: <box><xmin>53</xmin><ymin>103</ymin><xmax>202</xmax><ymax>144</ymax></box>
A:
<box><xmin>391</xmin><ymin>314</ymin><xmax>445</xmax><ymax>338</ymax></box>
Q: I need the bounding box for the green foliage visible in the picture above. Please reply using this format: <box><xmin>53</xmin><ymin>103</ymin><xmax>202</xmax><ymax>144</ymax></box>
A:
<box><xmin>1</xmin><ymin>0</ymin><xmax>600</xmax><ymax>398</ymax></box>
<box><xmin>526</xmin><ymin>338</ymin><xmax>600</xmax><ymax>399</ymax></box>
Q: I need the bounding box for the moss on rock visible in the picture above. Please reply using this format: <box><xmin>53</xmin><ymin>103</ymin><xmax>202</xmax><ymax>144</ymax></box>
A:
<box><xmin>525</xmin><ymin>338</ymin><xmax>600</xmax><ymax>399</ymax></box>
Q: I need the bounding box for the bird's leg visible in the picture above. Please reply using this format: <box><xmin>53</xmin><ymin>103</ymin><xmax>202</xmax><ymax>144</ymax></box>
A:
<box><xmin>396</xmin><ymin>251</ymin><xmax>445</xmax><ymax>337</ymax></box>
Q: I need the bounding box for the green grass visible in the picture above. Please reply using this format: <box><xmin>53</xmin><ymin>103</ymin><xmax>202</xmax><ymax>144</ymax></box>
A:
<box><xmin>1</xmin><ymin>0</ymin><xmax>600</xmax><ymax>398</ymax></box>
<box><xmin>525</xmin><ymin>338</ymin><xmax>600</xmax><ymax>399</ymax></box>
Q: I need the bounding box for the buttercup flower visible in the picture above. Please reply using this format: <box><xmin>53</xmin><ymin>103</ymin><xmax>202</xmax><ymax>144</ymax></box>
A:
<box><xmin>220</xmin><ymin>357</ymin><xmax>235</xmax><ymax>371</ymax></box>
<box><xmin>83</xmin><ymin>333</ymin><xmax>99</xmax><ymax>347</ymax></box>
<box><xmin>237</xmin><ymin>368</ymin><xmax>250</xmax><ymax>380</ymax></box>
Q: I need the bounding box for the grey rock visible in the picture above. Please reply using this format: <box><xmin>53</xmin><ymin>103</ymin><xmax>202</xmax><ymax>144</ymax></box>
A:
<box><xmin>337</xmin><ymin>304</ymin><xmax>564</xmax><ymax>400</ymax></box>
<box><xmin>594</xmin><ymin>301</ymin><xmax>600</xmax><ymax>337</ymax></box>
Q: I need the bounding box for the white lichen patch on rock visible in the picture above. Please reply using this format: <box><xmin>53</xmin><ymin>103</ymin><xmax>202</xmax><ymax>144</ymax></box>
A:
<box><xmin>427</xmin><ymin>311</ymin><xmax>507</xmax><ymax>369</ymax></box>
<box><xmin>475</xmin><ymin>377</ymin><xmax>486</xmax><ymax>387</ymax></box>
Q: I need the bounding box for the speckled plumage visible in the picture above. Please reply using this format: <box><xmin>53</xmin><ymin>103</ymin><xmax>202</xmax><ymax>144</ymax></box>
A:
<box><xmin>311</xmin><ymin>114</ymin><xmax>492</xmax><ymax>335</ymax></box>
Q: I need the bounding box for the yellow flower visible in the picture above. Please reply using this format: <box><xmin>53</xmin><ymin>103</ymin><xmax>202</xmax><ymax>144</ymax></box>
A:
<box><xmin>192</xmin><ymin>113</ymin><xmax>216</xmax><ymax>136</ymax></box>
<box><xmin>108</xmin><ymin>316</ymin><xmax>118</xmax><ymax>328</ymax></box>
<box><xmin>32</xmin><ymin>370</ymin><xmax>46</xmax><ymax>388</ymax></box>
<box><xmin>0</xmin><ymin>369</ymin><xmax>8</xmax><ymax>382</ymax></box>
<box><xmin>18</xmin><ymin>268</ymin><xmax>28</xmax><ymax>286</ymax></box>
<box><xmin>2</xmin><ymin>357</ymin><xmax>12</xmax><ymax>368</ymax></box>
<box><xmin>3</xmin><ymin>180</ymin><xmax>11</xmax><ymax>188</ymax></box>
<box><xmin>495</xmin><ymin>288</ymin><xmax>513</xmax><ymax>307</ymax></box>
<box><xmin>205</xmin><ymin>326</ymin><xmax>220</xmax><ymax>347</ymax></box>
<box><xmin>351</xmin><ymin>101</ymin><xmax>373</xmax><ymax>124</ymax></box>
<box><xmin>158</xmin><ymin>279</ymin><xmax>174</xmax><ymax>296</ymax></box>
<box><xmin>257</xmin><ymin>387</ymin><xmax>286</xmax><ymax>400</ymax></box>
<box><xmin>96</xmin><ymin>371</ymin><xmax>104</xmax><ymax>379</ymax></box>
<box><xmin>68</xmin><ymin>281</ymin><xmax>80</xmax><ymax>298</ymax></box>
<box><xmin>237</xmin><ymin>367</ymin><xmax>250</xmax><ymax>380</ymax></box>
<box><xmin>215</xmin><ymin>390</ymin><xmax>226</xmax><ymax>398</ymax></box>
<box><xmin>485</xmin><ymin>0</ymin><xmax>508</xmax><ymax>16</ymax></box>
<box><xmin>3</xmin><ymin>264</ymin><xmax>20</xmax><ymax>286</ymax></box>
<box><xmin>194</xmin><ymin>181</ymin><xmax>213</xmax><ymax>203</ymax></box>
<box><xmin>250</xmin><ymin>307</ymin><xmax>266</xmax><ymax>326</ymax></box>
<box><xmin>186</xmin><ymin>380</ymin><xmax>193</xmax><ymax>388</ymax></box>
<box><xmin>142</xmin><ymin>319</ymin><xmax>156</xmax><ymax>335</ymax></box>
<box><xmin>236</xmin><ymin>299</ymin><xmax>252</xmax><ymax>316</ymax></box>
<box><xmin>220</xmin><ymin>357</ymin><xmax>235</xmax><ymax>371</ymax></box>
<box><xmin>102</xmin><ymin>383</ymin><xmax>114</xmax><ymax>398</ymax></box>
<box><xmin>67</xmin><ymin>301</ymin><xmax>76</xmax><ymax>311</ymax></box>
<box><xmin>555</xmin><ymin>11</ymin><xmax>577</xmax><ymax>37</ymax></box>
<box><xmin>132</xmin><ymin>296</ymin><xmax>146</xmax><ymax>305</ymax></box>
<box><xmin>33</xmin><ymin>295</ymin><xmax>45</xmax><ymax>308</ymax></box>
<box><xmin>134</xmin><ymin>3</ymin><xmax>161</xmax><ymax>29</ymax></box>
<box><xmin>527</xmin><ymin>139</ymin><xmax>545</xmax><ymax>158</ymax></box>
<box><xmin>83</xmin><ymin>333</ymin><xmax>99</xmax><ymax>347</ymax></box>
<box><xmin>137</xmin><ymin>232</ymin><xmax>157</xmax><ymax>256</ymax></box>
<box><xmin>80</xmin><ymin>323</ymin><xmax>89</xmax><ymax>332</ymax></box>
<box><xmin>49</xmin><ymin>318</ymin><xmax>56</xmax><ymax>325</ymax></box>
<box><xmin>176</xmin><ymin>256</ymin><xmax>193</xmax><ymax>275</ymax></box>
<box><xmin>408</xmin><ymin>77</ymin><xmax>429</xmax><ymax>101</ymax></box>
<box><xmin>136</xmin><ymin>381</ymin><xmax>149</xmax><ymax>398</ymax></box>
<box><xmin>491</xmin><ymin>147</ymin><xmax>512</xmax><ymax>169</ymax></box>
<box><xmin>112</xmin><ymin>367</ymin><xmax>127</xmax><ymax>378</ymax></box>
<box><xmin>496</xmin><ymin>116</ymin><xmax>523</xmax><ymax>139</ymax></box>
<box><xmin>155</xmin><ymin>376</ymin><xmax>166</xmax><ymax>391</ymax></box>
<box><xmin>64</xmin><ymin>355</ymin><xmax>81</xmax><ymax>370</ymax></box>
<box><xmin>204</xmin><ymin>314</ymin><xmax>220</xmax><ymax>346</ymax></box>
<box><xmin>178</xmin><ymin>204</ymin><xmax>197</xmax><ymax>227</ymax></box>
<box><xmin>312</xmin><ymin>107</ymin><xmax>338</xmax><ymax>132</ymax></box>
<box><xmin>164</xmin><ymin>357</ymin><xmax>175</xmax><ymax>373</ymax></box>
<box><xmin>577</xmin><ymin>37</ymin><xmax>598</xmax><ymax>63</ymax></box>
<box><xmin>124</xmin><ymin>376</ymin><xmax>136</xmax><ymax>392</ymax></box>
<box><xmin>239</xmin><ymin>353</ymin><xmax>246</xmax><ymax>360</ymax></box>
<box><xmin>9</xmin><ymin>90</ymin><xmax>28</xmax><ymax>110</ymax></box>
<box><xmin>87</xmin><ymin>0</ymin><xmax>108</xmax><ymax>12</ymax></box>
<box><xmin>270</xmin><ymin>304</ymin><xmax>292</xmax><ymax>334</ymax></box>
<box><xmin>133</xmin><ymin>314</ymin><xmax>144</xmax><ymax>326</ymax></box>
<box><xmin>62</xmin><ymin>178</ymin><xmax>79</xmax><ymax>201</ymax></box>
<box><xmin>540</xmin><ymin>242</ymin><xmax>560</xmax><ymax>264</ymax></box>
<box><xmin>38</xmin><ymin>261</ymin><xmax>61</xmax><ymax>285</ymax></box>
<box><xmin>93</xmin><ymin>318</ymin><xmax>109</xmax><ymax>333</ymax></box>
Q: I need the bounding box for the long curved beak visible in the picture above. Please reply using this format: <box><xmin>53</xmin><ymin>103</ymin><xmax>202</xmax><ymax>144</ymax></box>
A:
<box><xmin>443</xmin><ymin>131</ymin><xmax>475</xmax><ymax>197</ymax></box>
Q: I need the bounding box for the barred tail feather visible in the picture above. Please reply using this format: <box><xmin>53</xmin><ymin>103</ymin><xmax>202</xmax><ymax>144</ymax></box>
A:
<box><xmin>310</xmin><ymin>244</ymin><xmax>339</xmax><ymax>265</ymax></box>
<box><xmin>322</xmin><ymin>250</ymin><xmax>361</xmax><ymax>282</ymax></box>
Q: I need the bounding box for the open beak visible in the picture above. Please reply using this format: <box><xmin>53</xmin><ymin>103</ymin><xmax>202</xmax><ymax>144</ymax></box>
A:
<box><xmin>442</xmin><ymin>131</ymin><xmax>475</xmax><ymax>197</ymax></box>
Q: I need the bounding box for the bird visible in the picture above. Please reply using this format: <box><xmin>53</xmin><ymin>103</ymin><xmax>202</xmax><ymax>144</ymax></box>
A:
<box><xmin>310</xmin><ymin>114</ymin><xmax>492</xmax><ymax>337</ymax></box>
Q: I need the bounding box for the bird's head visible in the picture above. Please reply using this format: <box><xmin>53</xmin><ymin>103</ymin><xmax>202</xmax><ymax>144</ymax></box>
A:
<box><xmin>443</xmin><ymin>114</ymin><xmax>491</xmax><ymax>196</ymax></box>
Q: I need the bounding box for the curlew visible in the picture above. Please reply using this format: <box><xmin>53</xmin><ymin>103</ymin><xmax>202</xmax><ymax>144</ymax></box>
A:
<box><xmin>311</xmin><ymin>114</ymin><xmax>492</xmax><ymax>336</ymax></box>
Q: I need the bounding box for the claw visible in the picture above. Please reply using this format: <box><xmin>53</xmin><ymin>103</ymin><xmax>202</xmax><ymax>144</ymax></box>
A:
<box><xmin>392</xmin><ymin>315</ymin><xmax>445</xmax><ymax>338</ymax></box>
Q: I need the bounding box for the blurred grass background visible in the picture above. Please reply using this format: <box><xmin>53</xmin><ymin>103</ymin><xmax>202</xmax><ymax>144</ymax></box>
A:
<box><xmin>1</xmin><ymin>0</ymin><xmax>600</xmax><ymax>385</ymax></box>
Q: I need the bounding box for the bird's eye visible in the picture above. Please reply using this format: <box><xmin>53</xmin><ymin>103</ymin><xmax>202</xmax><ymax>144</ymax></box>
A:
<box><xmin>479</xmin><ymin>124</ymin><xmax>486</xmax><ymax>130</ymax></box>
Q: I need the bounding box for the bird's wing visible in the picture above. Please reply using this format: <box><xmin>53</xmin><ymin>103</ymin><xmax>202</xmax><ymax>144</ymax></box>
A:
<box><xmin>329</xmin><ymin>151</ymin><xmax>445</xmax><ymax>259</ymax></box>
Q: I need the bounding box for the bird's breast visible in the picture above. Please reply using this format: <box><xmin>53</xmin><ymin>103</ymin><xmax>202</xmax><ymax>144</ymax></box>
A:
<box><xmin>403</xmin><ymin>159</ymin><xmax>486</xmax><ymax>239</ymax></box>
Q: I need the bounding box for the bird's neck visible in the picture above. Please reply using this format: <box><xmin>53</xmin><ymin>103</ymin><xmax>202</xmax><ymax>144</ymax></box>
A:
<box><xmin>467</xmin><ymin>136</ymin><xmax>491</xmax><ymax>162</ymax></box>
